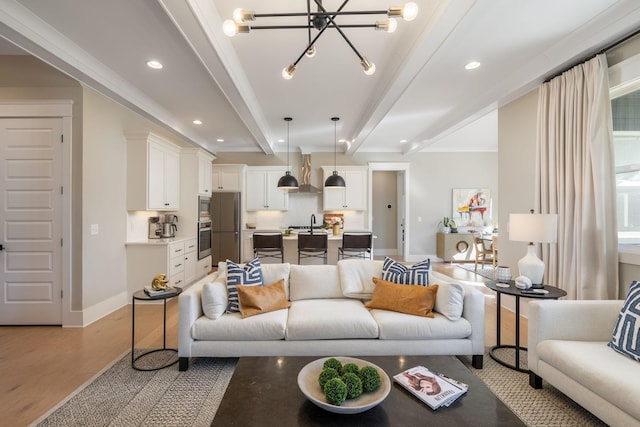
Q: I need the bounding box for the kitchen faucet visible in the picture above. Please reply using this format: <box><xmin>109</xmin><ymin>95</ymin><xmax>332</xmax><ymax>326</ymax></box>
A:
<box><xmin>310</xmin><ymin>214</ymin><xmax>316</xmax><ymax>235</ymax></box>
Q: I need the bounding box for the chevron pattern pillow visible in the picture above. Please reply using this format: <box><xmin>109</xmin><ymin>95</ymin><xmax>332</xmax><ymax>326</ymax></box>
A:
<box><xmin>609</xmin><ymin>280</ymin><xmax>640</xmax><ymax>362</ymax></box>
<box><xmin>381</xmin><ymin>257</ymin><xmax>430</xmax><ymax>286</ymax></box>
<box><xmin>226</xmin><ymin>258</ymin><xmax>263</xmax><ymax>313</ymax></box>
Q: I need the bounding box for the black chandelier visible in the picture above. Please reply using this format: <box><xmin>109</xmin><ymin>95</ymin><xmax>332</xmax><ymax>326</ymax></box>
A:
<box><xmin>223</xmin><ymin>1</ymin><xmax>418</xmax><ymax>79</ymax></box>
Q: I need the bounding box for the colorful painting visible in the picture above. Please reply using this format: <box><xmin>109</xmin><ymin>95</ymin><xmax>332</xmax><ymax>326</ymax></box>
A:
<box><xmin>453</xmin><ymin>188</ymin><xmax>491</xmax><ymax>227</ymax></box>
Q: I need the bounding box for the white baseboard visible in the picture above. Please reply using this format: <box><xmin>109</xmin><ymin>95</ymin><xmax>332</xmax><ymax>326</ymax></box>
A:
<box><xmin>81</xmin><ymin>291</ymin><xmax>128</xmax><ymax>327</ymax></box>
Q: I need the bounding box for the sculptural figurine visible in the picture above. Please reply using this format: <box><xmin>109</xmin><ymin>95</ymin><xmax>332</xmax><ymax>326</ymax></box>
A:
<box><xmin>151</xmin><ymin>273</ymin><xmax>169</xmax><ymax>290</ymax></box>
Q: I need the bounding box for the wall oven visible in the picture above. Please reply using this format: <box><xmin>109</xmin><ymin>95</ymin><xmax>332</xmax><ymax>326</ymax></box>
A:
<box><xmin>198</xmin><ymin>195</ymin><xmax>212</xmax><ymax>260</ymax></box>
<box><xmin>198</xmin><ymin>219</ymin><xmax>212</xmax><ymax>260</ymax></box>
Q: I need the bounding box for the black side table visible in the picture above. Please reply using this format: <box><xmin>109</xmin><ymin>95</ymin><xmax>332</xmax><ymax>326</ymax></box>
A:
<box><xmin>131</xmin><ymin>287</ymin><xmax>182</xmax><ymax>371</ymax></box>
<box><xmin>484</xmin><ymin>280</ymin><xmax>566</xmax><ymax>373</ymax></box>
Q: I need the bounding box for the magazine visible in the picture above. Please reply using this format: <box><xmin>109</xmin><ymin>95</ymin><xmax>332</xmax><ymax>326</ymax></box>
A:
<box><xmin>393</xmin><ymin>366</ymin><xmax>467</xmax><ymax>410</ymax></box>
<box><xmin>144</xmin><ymin>286</ymin><xmax>178</xmax><ymax>297</ymax></box>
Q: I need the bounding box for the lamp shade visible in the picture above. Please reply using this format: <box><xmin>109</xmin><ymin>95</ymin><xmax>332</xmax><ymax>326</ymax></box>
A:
<box><xmin>509</xmin><ymin>213</ymin><xmax>557</xmax><ymax>243</ymax></box>
<box><xmin>277</xmin><ymin>171</ymin><xmax>299</xmax><ymax>189</ymax></box>
<box><xmin>325</xmin><ymin>171</ymin><xmax>346</xmax><ymax>188</ymax></box>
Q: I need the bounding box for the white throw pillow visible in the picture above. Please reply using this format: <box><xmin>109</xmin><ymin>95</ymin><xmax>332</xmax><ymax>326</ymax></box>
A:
<box><xmin>433</xmin><ymin>282</ymin><xmax>465</xmax><ymax>321</ymax></box>
<box><xmin>202</xmin><ymin>281</ymin><xmax>228</xmax><ymax>319</ymax></box>
<box><xmin>289</xmin><ymin>265</ymin><xmax>343</xmax><ymax>300</ymax></box>
<box><xmin>337</xmin><ymin>259</ymin><xmax>383</xmax><ymax>298</ymax></box>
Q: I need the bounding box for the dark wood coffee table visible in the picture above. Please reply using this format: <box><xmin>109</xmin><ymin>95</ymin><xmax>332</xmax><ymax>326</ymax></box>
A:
<box><xmin>211</xmin><ymin>356</ymin><xmax>524</xmax><ymax>426</ymax></box>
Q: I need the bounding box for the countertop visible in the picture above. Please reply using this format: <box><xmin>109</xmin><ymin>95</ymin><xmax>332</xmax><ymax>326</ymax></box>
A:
<box><xmin>125</xmin><ymin>236</ymin><xmax>195</xmax><ymax>246</ymax></box>
<box><xmin>246</xmin><ymin>230</ymin><xmax>376</xmax><ymax>241</ymax></box>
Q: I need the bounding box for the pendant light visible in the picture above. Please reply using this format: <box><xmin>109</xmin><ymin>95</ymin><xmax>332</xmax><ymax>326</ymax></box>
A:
<box><xmin>277</xmin><ymin>117</ymin><xmax>299</xmax><ymax>190</ymax></box>
<box><xmin>324</xmin><ymin>117</ymin><xmax>346</xmax><ymax>188</ymax></box>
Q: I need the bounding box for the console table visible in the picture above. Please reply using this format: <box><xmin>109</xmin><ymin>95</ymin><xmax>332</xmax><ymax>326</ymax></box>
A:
<box><xmin>436</xmin><ymin>232</ymin><xmax>474</xmax><ymax>262</ymax></box>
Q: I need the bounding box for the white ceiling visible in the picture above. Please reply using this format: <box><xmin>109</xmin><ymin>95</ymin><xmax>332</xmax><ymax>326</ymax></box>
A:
<box><xmin>1</xmin><ymin>0</ymin><xmax>639</xmax><ymax>156</ymax></box>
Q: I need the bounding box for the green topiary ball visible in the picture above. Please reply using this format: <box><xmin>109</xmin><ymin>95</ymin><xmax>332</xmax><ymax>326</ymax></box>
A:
<box><xmin>318</xmin><ymin>367</ymin><xmax>339</xmax><ymax>388</ymax></box>
<box><xmin>341</xmin><ymin>372</ymin><xmax>363</xmax><ymax>399</ymax></box>
<box><xmin>359</xmin><ymin>365</ymin><xmax>381</xmax><ymax>392</ymax></box>
<box><xmin>324</xmin><ymin>377</ymin><xmax>348</xmax><ymax>406</ymax></box>
<box><xmin>341</xmin><ymin>362</ymin><xmax>360</xmax><ymax>376</ymax></box>
<box><xmin>323</xmin><ymin>357</ymin><xmax>343</xmax><ymax>372</ymax></box>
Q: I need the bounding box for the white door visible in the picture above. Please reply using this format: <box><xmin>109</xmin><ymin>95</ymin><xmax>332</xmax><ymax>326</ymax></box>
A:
<box><xmin>0</xmin><ymin>118</ymin><xmax>63</xmax><ymax>324</ymax></box>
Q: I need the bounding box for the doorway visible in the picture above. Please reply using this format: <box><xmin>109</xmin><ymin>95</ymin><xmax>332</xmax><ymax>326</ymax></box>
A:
<box><xmin>368</xmin><ymin>163</ymin><xmax>410</xmax><ymax>261</ymax></box>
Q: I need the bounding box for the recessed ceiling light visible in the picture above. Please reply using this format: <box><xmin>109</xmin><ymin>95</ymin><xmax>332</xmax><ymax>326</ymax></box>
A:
<box><xmin>400</xmin><ymin>139</ymin><xmax>407</xmax><ymax>143</ymax></box>
<box><xmin>465</xmin><ymin>61</ymin><xmax>481</xmax><ymax>70</ymax></box>
<box><xmin>193</xmin><ymin>119</ymin><xmax>203</xmax><ymax>125</ymax></box>
<box><xmin>277</xmin><ymin>139</ymin><xmax>285</xmax><ymax>143</ymax></box>
<box><xmin>146</xmin><ymin>60</ymin><xmax>163</xmax><ymax>69</ymax></box>
<box><xmin>216</xmin><ymin>138</ymin><xmax>224</xmax><ymax>142</ymax></box>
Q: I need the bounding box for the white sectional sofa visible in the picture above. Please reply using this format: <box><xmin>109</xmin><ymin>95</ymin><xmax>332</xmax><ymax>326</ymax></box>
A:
<box><xmin>178</xmin><ymin>259</ymin><xmax>485</xmax><ymax>371</ymax></box>
<box><xmin>528</xmin><ymin>300</ymin><xmax>640</xmax><ymax>427</ymax></box>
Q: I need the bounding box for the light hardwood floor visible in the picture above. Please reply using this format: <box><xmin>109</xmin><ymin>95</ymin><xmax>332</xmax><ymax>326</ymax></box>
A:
<box><xmin>0</xmin><ymin>262</ymin><xmax>526</xmax><ymax>426</ymax></box>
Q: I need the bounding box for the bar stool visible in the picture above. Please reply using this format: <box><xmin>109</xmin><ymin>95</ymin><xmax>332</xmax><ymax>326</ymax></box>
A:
<box><xmin>338</xmin><ymin>232</ymin><xmax>373</xmax><ymax>260</ymax></box>
<box><xmin>253</xmin><ymin>233</ymin><xmax>284</xmax><ymax>262</ymax></box>
<box><xmin>297</xmin><ymin>233</ymin><xmax>328</xmax><ymax>264</ymax></box>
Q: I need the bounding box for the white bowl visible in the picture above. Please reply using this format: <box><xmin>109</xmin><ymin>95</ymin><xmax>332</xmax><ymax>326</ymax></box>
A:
<box><xmin>297</xmin><ymin>356</ymin><xmax>391</xmax><ymax>414</ymax></box>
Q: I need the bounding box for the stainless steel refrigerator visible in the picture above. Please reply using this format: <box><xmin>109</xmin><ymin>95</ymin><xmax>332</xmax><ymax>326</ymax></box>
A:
<box><xmin>211</xmin><ymin>192</ymin><xmax>241</xmax><ymax>264</ymax></box>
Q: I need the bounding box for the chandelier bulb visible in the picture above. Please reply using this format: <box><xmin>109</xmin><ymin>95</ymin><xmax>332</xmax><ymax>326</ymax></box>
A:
<box><xmin>361</xmin><ymin>58</ymin><xmax>376</xmax><ymax>76</ymax></box>
<box><xmin>282</xmin><ymin>64</ymin><xmax>296</xmax><ymax>80</ymax></box>
<box><xmin>305</xmin><ymin>46</ymin><xmax>316</xmax><ymax>58</ymax></box>
<box><xmin>222</xmin><ymin>20</ymin><xmax>238</xmax><ymax>37</ymax></box>
<box><xmin>402</xmin><ymin>2</ymin><xmax>419</xmax><ymax>21</ymax></box>
<box><xmin>233</xmin><ymin>8</ymin><xmax>255</xmax><ymax>23</ymax></box>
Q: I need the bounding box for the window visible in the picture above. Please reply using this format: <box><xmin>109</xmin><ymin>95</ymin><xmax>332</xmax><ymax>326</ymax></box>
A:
<box><xmin>612</xmin><ymin>90</ymin><xmax>640</xmax><ymax>243</ymax></box>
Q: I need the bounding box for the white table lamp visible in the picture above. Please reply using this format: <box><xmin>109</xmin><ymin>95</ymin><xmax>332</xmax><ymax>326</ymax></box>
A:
<box><xmin>509</xmin><ymin>210</ymin><xmax>557</xmax><ymax>288</ymax></box>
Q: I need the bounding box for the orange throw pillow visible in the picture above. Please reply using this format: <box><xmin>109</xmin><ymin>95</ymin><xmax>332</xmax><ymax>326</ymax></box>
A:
<box><xmin>237</xmin><ymin>279</ymin><xmax>291</xmax><ymax>318</ymax></box>
<box><xmin>365</xmin><ymin>278</ymin><xmax>438</xmax><ymax>318</ymax></box>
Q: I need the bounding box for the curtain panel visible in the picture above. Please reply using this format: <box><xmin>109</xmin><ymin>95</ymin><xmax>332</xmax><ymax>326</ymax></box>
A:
<box><xmin>536</xmin><ymin>54</ymin><xmax>618</xmax><ymax>300</ymax></box>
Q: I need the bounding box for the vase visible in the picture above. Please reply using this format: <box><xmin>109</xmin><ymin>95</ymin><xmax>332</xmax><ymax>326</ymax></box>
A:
<box><xmin>332</xmin><ymin>224</ymin><xmax>340</xmax><ymax>236</ymax></box>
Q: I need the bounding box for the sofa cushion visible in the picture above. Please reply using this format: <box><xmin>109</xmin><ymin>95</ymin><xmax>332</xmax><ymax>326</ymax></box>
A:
<box><xmin>226</xmin><ymin>258</ymin><xmax>263</xmax><ymax>313</ymax></box>
<box><xmin>433</xmin><ymin>283</ymin><xmax>465</xmax><ymax>321</ymax></box>
<box><xmin>202</xmin><ymin>281</ymin><xmax>228</xmax><ymax>320</ymax></box>
<box><xmin>608</xmin><ymin>280</ymin><xmax>640</xmax><ymax>362</ymax></box>
<box><xmin>286</xmin><ymin>299</ymin><xmax>379</xmax><ymax>340</ymax></box>
<box><xmin>537</xmin><ymin>339</ymin><xmax>640</xmax><ymax>420</ymax></box>
<box><xmin>237</xmin><ymin>279</ymin><xmax>291</xmax><ymax>318</ymax></box>
<box><xmin>366</xmin><ymin>278</ymin><xmax>438</xmax><ymax>318</ymax></box>
<box><xmin>192</xmin><ymin>309</ymin><xmax>288</xmax><ymax>340</ymax></box>
<box><xmin>369</xmin><ymin>309</ymin><xmax>472</xmax><ymax>340</ymax></box>
<box><xmin>289</xmin><ymin>264</ymin><xmax>342</xmax><ymax>301</ymax></box>
<box><xmin>381</xmin><ymin>257</ymin><xmax>430</xmax><ymax>285</ymax></box>
<box><xmin>337</xmin><ymin>259</ymin><xmax>383</xmax><ymax>298</ymax></box>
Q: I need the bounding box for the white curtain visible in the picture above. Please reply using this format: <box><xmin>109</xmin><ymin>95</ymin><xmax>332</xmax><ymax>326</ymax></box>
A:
<box><xmin>536</xmin><ymin>54</ymin><xmax>618</xmax><ymax>300</ymax></box>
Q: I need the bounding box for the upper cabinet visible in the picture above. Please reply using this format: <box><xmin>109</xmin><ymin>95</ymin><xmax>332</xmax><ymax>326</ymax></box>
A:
<box><xmin>322</xmin><ymin>166</ymin><xmax>368</xmax><ymax>211</ymax></box>
<box><xmin>245</xmin><ymin>167</ymin><xmax>288</xmax><ymax>211</ymax></box>
<box><xmin>127</xmin><ymin>133</ymin><xmax>181</xmax><ymax>211</ymax></box>
<box><xmin>197</xmin><ymin>151</ymin><xmax>214</xmax><ymax>195</ymax></box>
<box><xmin>212</xmin><ymin>164</ymin><xmax>245</xmax><ymax>192</ymax></box>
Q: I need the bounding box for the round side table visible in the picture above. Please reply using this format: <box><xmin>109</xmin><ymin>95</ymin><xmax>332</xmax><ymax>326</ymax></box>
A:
<box><xmin>484</xmin><ymin>280</ymin><xmax>566</xmax><ymax>373</ymax></box>
<box><xmin>131</xmin><ymin>287</ymin><xmax>182</xmax><ymax>371</ymax></box>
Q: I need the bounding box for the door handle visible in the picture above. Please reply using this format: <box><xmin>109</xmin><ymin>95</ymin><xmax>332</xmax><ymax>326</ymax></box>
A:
<box><xmin>0</xmin><ymin>244</ymin><xmax>3</xmax><ymax>251</ymax></box>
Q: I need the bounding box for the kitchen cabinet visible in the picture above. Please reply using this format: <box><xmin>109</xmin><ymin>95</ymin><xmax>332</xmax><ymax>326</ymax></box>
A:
<box><xmin>127</xmin><ymin>133</ymin><xmax>181</xmax><ymax>211</ymax></box>
<box><xmin>322</xmin><ymin>166</ymin><xmax>368</xmax><ymax>211</ymax></box>
<box><xmin>126</xmin><ymin>238</ymin><xmax>197</xmax><ymax>296</ymax></box>
<box><xmin>245</xmin><ymin>167</ymin><xmax>288</xmax><ymax>211</ymax></box>
<box><xmin>197</xmin><ymin>255</ymin><xmax>212</xmax><ymax>278</ymax></box>
<box><xmin>197</xmin><ymin>151</ymin><xmax>214</xmax><ymax>195</ymax></box>
<box><xmin>212</xmin><ymin>164</ymin><xmax>245</xmax><ymax>192</ymax></box>
<box><xmin>183</xmin><ymin>238</ymin><xmax>198</xmax><ymax>285</ymax></box>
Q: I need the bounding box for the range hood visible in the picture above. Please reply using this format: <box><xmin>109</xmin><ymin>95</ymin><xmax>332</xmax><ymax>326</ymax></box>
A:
<box><xmin>292</xmin><ymin>154</ymin><xmax>322</xmax><ymax>193</ymax></box>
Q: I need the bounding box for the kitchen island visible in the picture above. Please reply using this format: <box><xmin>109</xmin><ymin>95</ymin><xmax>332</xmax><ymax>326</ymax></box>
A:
<box><xmin>242</xmin><ymin>230</ymin><xmax>374</xmax><ymax>265</ymax></box>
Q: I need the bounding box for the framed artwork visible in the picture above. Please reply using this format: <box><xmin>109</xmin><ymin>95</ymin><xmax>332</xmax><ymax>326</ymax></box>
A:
<box><xmin>453</xmin><ymin>188</ymin><xmax>491</xmax><ymax>227</ymax></box>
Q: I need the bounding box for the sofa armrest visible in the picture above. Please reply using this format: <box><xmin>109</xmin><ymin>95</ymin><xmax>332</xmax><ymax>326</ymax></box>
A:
<box><xmin>461</xmin><ymin>285</ymin><xmax>485</xmax><ymax>355</ymax></box>
<box><xmin>178</xmin><ymin>274</ymin><xmax>213</xmax><ymax>358</ymax></box>
<box><xmin>528</xmin><ymin>299</ymin><xmax>623</xmax><ymax>373</ymax></box>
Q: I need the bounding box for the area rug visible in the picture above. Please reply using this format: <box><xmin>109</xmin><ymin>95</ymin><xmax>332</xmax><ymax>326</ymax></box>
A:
<box><xmin>461</xmin><ymin>348</ymin><xmax>606</xmax><ymax>427</ymax></box>
<box><xmin>34</xmin><ymin>350</ymin><xmax>605</xmax><ymax>427</ymax></box>
<box><xmin>32</xmin><ymin>351</ymin><xmax>237</xmax><ymax>427</ymax></box>
<box><xmin>457</xmin><ymin>263</ymin><xmax>496</xmax><ymax>280</ymax></box>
